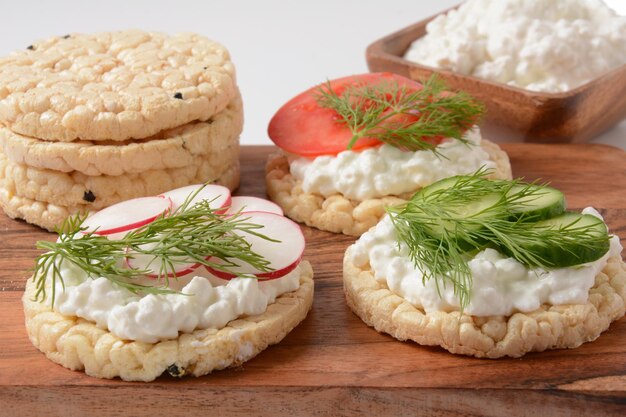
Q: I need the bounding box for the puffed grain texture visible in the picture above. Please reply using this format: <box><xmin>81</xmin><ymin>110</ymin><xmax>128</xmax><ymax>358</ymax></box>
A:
<box><xmin>343</xmin><ymin>246</ymin><xmax>626</xmax><ymax>358</ymax></box>
<box><xmin>0</xmin><ymin>136</ymin><xmax>239</xmax><ymax>209</ymax></box>
<box><xmin>0</xmin><ymin>95</ymin><xmax>243</xmax><ymax>176</ymax></box>
<box><xmin>23</xmin><ymin>261</ymin><xmax>314</xmax><ymax>381</ymax></box>
<box><xmin>0</xmin><ymin>162</ymin><xmax>240</xmax><ymax>231</ymax></box>
<box><xmin>0</xmin><ymin>184</ymin><xmax>83</xmax><ymax>231</ymax></box>
<box><xmin>0</xmin><ymin>30</ymin><xmax>237</xmax><ymax>141</ymax></box>
<box><xmin>265</xmin><ymin>139</ymin><xmax>512</xmax><ymax>236</ymax></box>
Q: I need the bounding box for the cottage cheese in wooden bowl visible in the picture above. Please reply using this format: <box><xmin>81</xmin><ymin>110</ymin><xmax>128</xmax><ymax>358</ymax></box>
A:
<box><xmin>366</xmin><ymin>0</ymin><xmax>626</xmax><ymax>142</ymax></box>
<box><xmin>404</xmin><ymin>0</ymin><xmax>626</xmax><ymax>93</ymax></box>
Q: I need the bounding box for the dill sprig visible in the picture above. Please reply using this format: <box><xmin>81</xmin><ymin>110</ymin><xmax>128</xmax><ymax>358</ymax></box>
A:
<box><xmin>387</xmin><ymin>170</ymin><xmax>610</xmax><ymax>309</ymax></box>
<box><xmin>315</xmin><ymin>75</ymin><xmax>485</xmax><ymax>152</ymax></box>
<box><xmin>33</xmin><ymin>189</ymin><xmax>276</xmax><ymax>305</ymax></box>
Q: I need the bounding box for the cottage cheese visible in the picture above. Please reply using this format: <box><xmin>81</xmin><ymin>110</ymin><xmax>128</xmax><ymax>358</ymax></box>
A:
<box><xmin>404</xmin><ymin>0</ymin><xmax>626</xmax><ymax>93</ymax></box>
<box><xmin>289</xmin><ymin>127</ymin><xmax>494</xmax><ymax>201</ymax></box>
<box><xmin>53</xmin><ymin>263</ymin><xmax>301</xmax><ymax>343</ymax></box>
<box><xmin>349</xmin><ymin>208</ymin><xmax>622</xmax><ymax>316</ymax></box>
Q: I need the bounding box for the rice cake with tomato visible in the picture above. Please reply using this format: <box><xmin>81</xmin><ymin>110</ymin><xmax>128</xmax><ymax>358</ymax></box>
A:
<box><xmin>265</xmin><ymin>73</ymin><xmax>512</xmax><ymax>236</ymax></box>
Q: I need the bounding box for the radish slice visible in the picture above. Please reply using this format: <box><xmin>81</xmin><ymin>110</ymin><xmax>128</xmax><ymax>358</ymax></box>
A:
<box><xmin>206</xmin><ymin>211</ymin><xmax>305</xmax><ymax>280</ymax></box>
<box><xmin>227</xmin><ymin>196</ymin><xmax>284</xmax><ymax>216</ymax></box>
<box><xmin>126</xmin><ymin>248</ymin><xmax>202</xmax><ymax>279</ymax></box>
<box><xmin>161</xmin><ymin>184</ymin><xmax>231</xmax><ymax>212</ymax></box>
<box><xmin>82</xmin><ymin>196</ymin><xmax>171</xmax><ymax>236</ymax></box>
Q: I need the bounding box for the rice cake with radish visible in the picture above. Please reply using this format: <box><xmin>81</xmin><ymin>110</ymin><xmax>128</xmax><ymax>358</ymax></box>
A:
<box><xmin>23</xmin><ymin>185</ymin><xmax>314</xmax><ymax>381</ymax></box>
<box><xmin>23</xmin><ymin>263</ymin><xmax>313</xmax><ymax>381</ymax></box>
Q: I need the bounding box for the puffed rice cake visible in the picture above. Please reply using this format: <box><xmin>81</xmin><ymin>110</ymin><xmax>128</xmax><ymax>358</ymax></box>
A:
<box><xmin>0</xmin><ymin>96</ymin><xmax>243</xmax><ymax>176</ymax></box>
<box><xmin>266</xmin><ymin>139</ymin><xmax>512</xmax><ymax>237</ymax></box>
<box><xmin>0</xmin><ymin>133</ymin><xmax>239</xmax><ymax>209</ymax></box>
<box><xmin>0</xmin><ymin>30</ymin><xmax>237</xmax><ymax>141</ymax></box>
<box><xmin>0</xmin><ymin>30</ymin><xmax>244</xmax><ymax>230</ymax></box>
<box><xmin>343</xmin><ymin>246</ymin><xmax>626</xmax><ymax>358</ymax></box>
<box><xmin>0</xmin><ymin>161</ymin><xmax>240</xmax><ymax>231</ymax></box>
<box><xmin>23</xmin><ymin>261</ymin><xmax>314</xmax><ymax>382</ymax></box>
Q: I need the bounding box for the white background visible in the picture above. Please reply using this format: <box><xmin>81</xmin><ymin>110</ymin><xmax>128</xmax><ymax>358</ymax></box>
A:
<box><xmin>0</xmin><ymin>0</ymin><xmax>624</xmax><ymax>149</ymax></box>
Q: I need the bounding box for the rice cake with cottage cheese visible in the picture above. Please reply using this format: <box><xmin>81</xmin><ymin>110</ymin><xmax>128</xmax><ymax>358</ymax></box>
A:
<box><xmin>343</xmin><ymin>245</ymin><xmax>626</xmax><ymax>358</ymax></box>
<box><xmin>0</xmin><ymin>30</ymin><xmax>237</xmax><ymax>141</ymax></box>
<box><xmin>0</xmin><ymin>162</ymin><xmax>240</xmax><ymax>231</ymax></box>
<box><xmin>0</xmin><ymin>95</ymin><xmax>243</xmax><ymax>176</ymax></box>
<box><xmin>265</xmin><ymin>139</ymin><xmax>511</xmax><ymax>237</ymax></box>
<box><xmin>22</xmin><ymin>261</ymin><xmax>314</xmax><ymax>382</ymax></box>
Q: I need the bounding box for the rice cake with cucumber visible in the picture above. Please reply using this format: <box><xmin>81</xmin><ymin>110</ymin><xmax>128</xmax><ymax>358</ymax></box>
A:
<box><xmin>343</xmin><ymin>173</ymin><xmax>626</xmax><ymax>358</ymax></box>
<box><xmin>23</xmin><ymin>185</ymin><xmax>314</xmax><ymax>381</ymax></box>
<box><xmin>265</xmin><ymin>73</ymin><xmax>512</xmax><ymax>237</ymax></box>
<box><xmin>0</xmin><ymin>31</ymin><xmax>243</xmax><ymax>231</ymax></box>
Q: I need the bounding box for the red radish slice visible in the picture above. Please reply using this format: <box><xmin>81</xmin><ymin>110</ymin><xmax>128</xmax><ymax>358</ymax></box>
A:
<box><xmin>161</xmin><ymin>184</ymin><xmax>231</xmax><ymax>212</ymax></box>
<box><xmin>206</xmin><ymin>211</ymin><xmax>305</xmax><ymax>280</ymax></box>
<box><xmin>126</xmin><ymin>248</ymin><xmax>202</xmax><ymax>279</ymax></box>
<box><xmin>82</xmin><ymin>196</ymin><xmax>171</xmax><ymax>236</ymax></box>
<box><xmin>208</xmin><ymin>258</ymin><xmax>300</xmax><ymax>281</ymax></box>
<box><xmin>227</xmin><ymin>196</ymin><xmax>284</xmax><ymax>216</ymax></box>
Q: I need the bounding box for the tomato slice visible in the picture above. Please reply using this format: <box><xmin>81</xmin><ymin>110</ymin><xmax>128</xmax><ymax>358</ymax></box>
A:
<box><xmin>268</xmin><ymin>72</ymin><xmax>429</xmax><ymax>157</ymax></box>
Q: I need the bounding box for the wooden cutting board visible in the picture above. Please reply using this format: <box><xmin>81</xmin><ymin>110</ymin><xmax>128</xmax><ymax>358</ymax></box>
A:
<box><xmin>0</xmin><ymin>144</ymin><xmax>625</xmax><ymax>417</ymax></box>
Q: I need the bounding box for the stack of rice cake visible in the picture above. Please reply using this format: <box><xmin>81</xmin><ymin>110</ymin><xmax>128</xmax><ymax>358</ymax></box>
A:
<box><xmin>0</xmin><ymin>30</ymin><xmax>242</xmax><ymax>231</ymax></box>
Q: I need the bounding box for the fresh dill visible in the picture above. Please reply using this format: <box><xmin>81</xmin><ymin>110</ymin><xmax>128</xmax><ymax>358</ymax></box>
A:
<box><xmin>315</xmin><ymin>75</ymin><xmax>485</xmax><ymax>152</ymax></box>
<box><xmin>387</xmin><ymin>170</ymin><xmax>610</xmax><ymax>309</ymax></box>
<box><xmin>33</xmin><ymin>189</ymin><xmax>276</xmax><ymax>306</ymax></box>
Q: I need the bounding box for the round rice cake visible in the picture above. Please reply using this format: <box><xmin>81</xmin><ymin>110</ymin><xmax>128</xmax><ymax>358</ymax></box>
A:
<box><xmin>343</xmin><ymin>246</ymin><xmax>626</xmax><ymax>358</ymax></box>
<box><xmin>0</xmin><ymin>185</ymin><xmax>82</xmax><ymax>231</ymax></box>
<box><xmin>265</xmin><ymin>139</ymin><xmax>512</xmax><ymax>236</ymax></box>
<box><xmin>0</xmin><ymin>30</ymin><xmax>237</xmax><ymax>141</ymax></box>
<box><xmin>23</xmin><ymin>261</ymin><xmax>314</xmax><ymax>382</ymax></box>
<box><xmin>0</xmin><ymin>162</ymin><xmax>240</xmax><ymax>231</ymax></box>
<box><xmin>0</xmin><ymin>136</ymin><xmax>239</xmax><ymax>210</ymax></box>
<box><xmin>0</xmin><ymin>95</ymin><xmax>243</xmax><ymax>176</ymax></box>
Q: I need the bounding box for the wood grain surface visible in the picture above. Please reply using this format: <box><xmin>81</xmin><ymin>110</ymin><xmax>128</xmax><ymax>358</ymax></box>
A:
<box><xmin>365</xmin><ymin>10</ymin><xmax>626</xmax><ymax>144</ymax></box>
<box><xmin>0</xmin><ymin>144</ymin><xmax>625</xmax><ymax>417</ymax></box>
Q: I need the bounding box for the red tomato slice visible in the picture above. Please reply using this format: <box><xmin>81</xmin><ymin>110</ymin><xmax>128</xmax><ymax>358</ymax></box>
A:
<box><xmin>268</xmin><ymin>72</ymin><xmax>430</xmax><ymax>157</ymax></box>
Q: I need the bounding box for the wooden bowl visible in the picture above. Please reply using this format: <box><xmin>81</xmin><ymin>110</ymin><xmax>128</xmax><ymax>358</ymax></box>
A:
<box><xmin>366</xmin><ymin>10</ymin><xmax>626</xmax><ymax>144</ymax></box>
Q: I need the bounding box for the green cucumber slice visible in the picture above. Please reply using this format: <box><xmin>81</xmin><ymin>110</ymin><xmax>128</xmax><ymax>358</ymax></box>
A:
<box><xmin>506</xmin><ymin>184</ymin><xmax>565</xmax><ymax>220</ymax></box>
<box><xmin>500</xmin><ymin>212</ymin><xmax>610</xmax><ymax>268</ymax></box>
<box><xmin>417</xmin><ymin>176</ymin><xmax>465</xmax><ymax>198</ymax></box>
<box><xmin>422</xmin><ymin>193</ymin><xmax>502</xmax><ymax>234</ymax></box>
<box><xmin>411</xmin><ymin>177</ymin><xmax>503</xmax><ymax>249</ymax></box>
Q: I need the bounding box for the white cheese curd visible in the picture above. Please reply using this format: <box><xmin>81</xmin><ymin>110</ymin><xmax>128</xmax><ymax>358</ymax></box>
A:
<box><xmin>289</xmin><ymin>127</ymin><xmax>494</xmax><ymax>201</ymax></box>
<box><xmin>53</xmin><ymin>264</ymin><xmax>301</xmax><ymax>343</ymax></box>
<box><xmin>349</xmin><ymin>208</ymin><xmax>622</xmax><ymax>316</ymax></box>
<box><xmin>404</xmin><ymin>0</ymin><xmax>626</xmax><ymax>93</ymax></box>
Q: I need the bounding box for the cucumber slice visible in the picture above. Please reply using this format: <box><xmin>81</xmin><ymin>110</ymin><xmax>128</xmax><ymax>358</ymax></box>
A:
<box><xmin>500</xmin><ymin>212</ymin><xmax>610</xmax><ymax>268</ymax></box>
<box><xmin>417</xmin><ymin>176</ymin><xmax>465</xmax><ymax>198</ymax></box>
<box><xmin>408</xmin><ymin>175</ymin><xmax>506</xmax><ymax>249</ymax></box>
<box><xmin>506</xmin><ymin>184</ymin><xmax>565</xmax><ymax>220</ymax></box>
<box><xmin>421</xmin><ymin>192</ymin><xmax>501</xmax><ymax>231</ymax></box>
